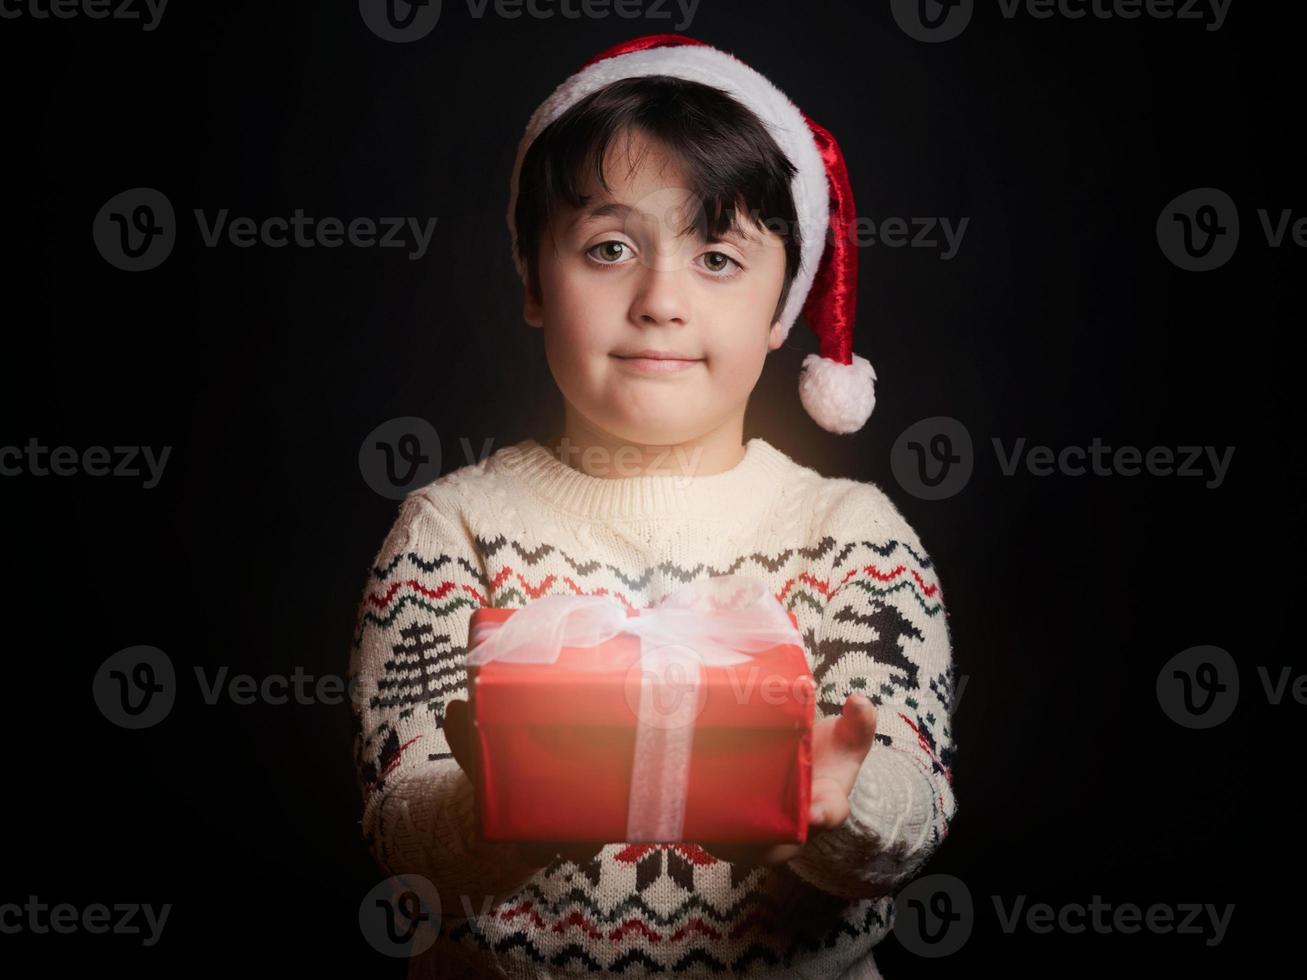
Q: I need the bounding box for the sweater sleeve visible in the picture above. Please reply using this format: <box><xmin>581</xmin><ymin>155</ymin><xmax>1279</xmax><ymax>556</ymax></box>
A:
<box><xmin>347</xmin><ymin>491</ymin><xmax>540</xmax><ymax>916</ymax></box>
<box><xmin>785</xmin><ymin>484</ymin><xmax>959</xmax><ymax>900</ymax></box>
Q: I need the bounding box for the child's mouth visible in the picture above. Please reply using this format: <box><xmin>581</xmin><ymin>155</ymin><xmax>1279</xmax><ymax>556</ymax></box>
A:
<box><xmin>611</xmin><ymin>352</ymin><xmax>704</xmax><ymax>375</ymax></box>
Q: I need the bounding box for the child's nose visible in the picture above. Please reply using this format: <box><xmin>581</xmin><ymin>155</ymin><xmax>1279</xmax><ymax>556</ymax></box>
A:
<box><xmin>629</xmin><ymin>264</ymin><xmax>690</xmax><ymax>327</ymax></box>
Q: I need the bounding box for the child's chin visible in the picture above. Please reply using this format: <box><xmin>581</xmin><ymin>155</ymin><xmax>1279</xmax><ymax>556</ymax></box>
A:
<box><xmin>607</xmin><ymin>418</ymin><xmax>693</xmax><ymax>447</ymax></box>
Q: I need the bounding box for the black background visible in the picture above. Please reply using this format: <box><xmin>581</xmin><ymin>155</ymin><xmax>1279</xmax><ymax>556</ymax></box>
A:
<box><xmin>1</xmin><ymin>0</ymin><xmax>1300</xmax><ymax>974</ymax></box>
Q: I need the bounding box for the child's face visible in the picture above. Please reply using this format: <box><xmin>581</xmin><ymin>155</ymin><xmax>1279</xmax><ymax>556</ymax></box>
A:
<box><xmin>524</xmin><ymin>128</ymin><xmax>788</xmax><ymax>448</ymax></box>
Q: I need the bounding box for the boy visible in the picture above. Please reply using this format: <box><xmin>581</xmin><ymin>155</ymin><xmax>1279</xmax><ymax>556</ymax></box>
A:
<box><xmin>349</xmin><ymin>34</ymin><xmax>958</xmax><ymax>980</ymax></box>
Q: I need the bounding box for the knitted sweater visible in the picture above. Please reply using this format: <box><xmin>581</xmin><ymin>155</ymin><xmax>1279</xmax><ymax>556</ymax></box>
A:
<box><xmin>348</xmin><ymin>437</ymin><xmax>959</xmax><ymax>980</ymax></box>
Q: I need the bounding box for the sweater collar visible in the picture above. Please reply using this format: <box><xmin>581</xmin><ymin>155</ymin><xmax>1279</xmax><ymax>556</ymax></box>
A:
<box><xmin>492</xmin><ymin>436</ymin><xmax>794</xmax><ymax>521</ymax></box>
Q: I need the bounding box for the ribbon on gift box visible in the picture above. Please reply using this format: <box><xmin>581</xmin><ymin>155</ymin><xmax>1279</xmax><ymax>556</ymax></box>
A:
<box><xmin>466</xmin><ymin>574</ymin><xmax>802</xmax><ymax>842</ymax></box>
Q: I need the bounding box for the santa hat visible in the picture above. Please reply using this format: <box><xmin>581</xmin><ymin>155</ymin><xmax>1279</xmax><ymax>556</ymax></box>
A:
<box><xmin>506</xmin><ymin>33</ymin><xmax>877</xmax><ymax>435</ymax></box>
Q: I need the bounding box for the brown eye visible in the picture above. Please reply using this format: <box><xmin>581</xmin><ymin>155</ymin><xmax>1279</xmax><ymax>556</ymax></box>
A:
<box><xmin>702</xmin><ymin>251</ymin><xmax>736</xmax><ymax>274</ymax></box>
<box><xmin>590</xmin><ymin>241</ymin><xmax>628</xmax><ymax>263</ymax></box>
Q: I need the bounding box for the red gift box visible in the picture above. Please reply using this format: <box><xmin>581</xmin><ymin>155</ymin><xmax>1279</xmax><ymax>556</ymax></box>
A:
<box><xmin>466</xmin><ymin>595</ymin><xmax>814</xmax><ymax>845</ymax></box>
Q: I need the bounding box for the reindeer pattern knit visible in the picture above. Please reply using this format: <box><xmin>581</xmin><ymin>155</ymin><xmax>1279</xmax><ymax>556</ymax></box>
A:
<box><xmin>348</xmin><ymin>437</ymin><xmax>959</xmax><ymax>980</ymax></box>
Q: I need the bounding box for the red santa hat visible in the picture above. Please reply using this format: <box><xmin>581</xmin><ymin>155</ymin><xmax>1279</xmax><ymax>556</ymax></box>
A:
<box><xmin>506</xmin><ymin>33</ymin><xmax>877</xmax><ymax>435</ymax></box>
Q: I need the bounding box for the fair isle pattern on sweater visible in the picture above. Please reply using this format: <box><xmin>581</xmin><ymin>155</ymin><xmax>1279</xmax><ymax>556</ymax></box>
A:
<box><xmin>347</xmin><ymin>437</ymin><xmax>959</xmax><ymax>980</ymax></box>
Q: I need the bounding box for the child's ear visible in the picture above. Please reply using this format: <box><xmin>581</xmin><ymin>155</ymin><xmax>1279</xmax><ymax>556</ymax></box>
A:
<box><xmin>767</xmin><ymin>319</ymin><xmax>784</xmax><ymax>351</ymax></box>
<box><xmin>523</xmin><ymin>284</ymin><xmax>544</xmax><ymax>328</ymax></box>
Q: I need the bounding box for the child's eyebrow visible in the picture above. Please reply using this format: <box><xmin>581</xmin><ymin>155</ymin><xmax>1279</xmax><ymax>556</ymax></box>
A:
<box><xmin>567</xmin><ymin>200</ymin><xmax>756</xmax><ymax>247</ymax></box>
<box><xmin>567</xmin><ymin>202</ymin><xmax>633</xmax><ymax>231</ymax></box>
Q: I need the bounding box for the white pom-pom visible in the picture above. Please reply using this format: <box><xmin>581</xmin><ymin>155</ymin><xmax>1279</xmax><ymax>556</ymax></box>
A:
<box><xmin>798</xmin><ymin>353</ymin><xmax>877</xmax><ymax>434</ymax></box>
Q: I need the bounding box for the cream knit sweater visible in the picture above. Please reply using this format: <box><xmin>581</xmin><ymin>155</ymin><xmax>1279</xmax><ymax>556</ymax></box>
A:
<box><xmin>348</xmin><ymin>436</ymin><xmax>959</xmax><ymax>979</ymax></box>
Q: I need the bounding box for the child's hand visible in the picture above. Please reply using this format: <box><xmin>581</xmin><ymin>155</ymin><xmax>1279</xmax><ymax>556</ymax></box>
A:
<box><xmin>696</xmin><ymin>694</ymin><xmax>878</xmax><ymax>869</ymax></box>
<box><xmin>442</xmin><ymin>697</ymin><xmax>479</xmax><ymax>785</ymax></box>
<box><xmin>444</xmin><ymin>698</ymin><xmax>607</xmax><ymax>869</ymax></box>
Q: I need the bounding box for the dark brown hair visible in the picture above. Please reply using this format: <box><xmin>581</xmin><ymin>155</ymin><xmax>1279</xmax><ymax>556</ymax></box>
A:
<box><xmin>513</xmin><ymin>74</ymin><xmax>801</xmax><ymax>324</ymax></box>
